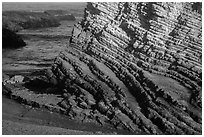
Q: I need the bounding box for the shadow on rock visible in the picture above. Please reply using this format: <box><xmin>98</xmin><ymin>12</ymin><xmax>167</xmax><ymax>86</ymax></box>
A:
<box><xmin>24</xmin><ymin>76</ymin><xmax>63</xmax><ymax>95</ymax></box>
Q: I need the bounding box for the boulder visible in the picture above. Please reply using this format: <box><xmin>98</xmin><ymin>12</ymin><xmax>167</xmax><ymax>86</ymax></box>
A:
<box><xmin>98</xmin><ymin>101</ymin><xmax>109</xmax><ymax>114</ymax></box>
<box><xmin>10</xmin><ymin>75</ymin><xmax>25</xmax><ymax>83</ymax></box>
<box><xmin>79</xmin><ymin>101</ymin><xmax>88</xmax><ymax>109</ymax></box>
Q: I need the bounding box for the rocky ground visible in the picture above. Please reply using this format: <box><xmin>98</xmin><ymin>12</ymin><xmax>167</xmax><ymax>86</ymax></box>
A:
<box><xmin>47</xmin><ymin>2</ymin><xmax>202</xmax><ymax>134</ymax></box>
<box><xmin>2</xmin><ymin>2</ymin><xmax>202</xmax><ymax>135</ymax></box>
<box><xmin>2</xmin><ymin>92</ymin><xmax>118</xmax><ymax>135</ymax></box>
<box><xmin>2</xmin><ymin>71</ymin><xmax>135</xmax><ymax>135</ymax></box>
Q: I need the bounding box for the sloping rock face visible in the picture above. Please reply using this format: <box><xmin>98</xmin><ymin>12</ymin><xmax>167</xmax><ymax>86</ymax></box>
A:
<box><xmin>49</xmin><ymin>2</ymin><xmax>202</xmax><ymax>134</ymax></box>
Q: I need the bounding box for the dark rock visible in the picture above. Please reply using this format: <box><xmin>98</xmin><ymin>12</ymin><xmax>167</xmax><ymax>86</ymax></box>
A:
<box><xmin>2</xmin><ymin>28</ymin><xmax>26</xmax><ymax>48</ymax></box>
<box><xmin>24</xmin><ymin>76</ymin><xmax>54</xmax><ymax>92</ymax></box>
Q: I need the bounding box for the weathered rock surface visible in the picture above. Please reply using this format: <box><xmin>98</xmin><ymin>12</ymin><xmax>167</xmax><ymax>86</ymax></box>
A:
<box><xmin>48</xmin><ymin>2</ymin><xmax>202</xmax><ymax>134</ymax></box>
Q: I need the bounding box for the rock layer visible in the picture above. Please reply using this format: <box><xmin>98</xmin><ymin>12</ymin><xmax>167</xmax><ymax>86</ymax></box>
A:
<box><xmin>49</xmin><ymin>2</ymin><xmax>202</xmax><ymax>134</ymax></box>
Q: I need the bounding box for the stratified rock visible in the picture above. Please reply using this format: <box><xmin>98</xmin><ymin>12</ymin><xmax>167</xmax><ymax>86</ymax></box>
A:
<box><xmin>49</xmin><ymin>2</ymin><xmax>202</xmax><ymax>135</ymax></box>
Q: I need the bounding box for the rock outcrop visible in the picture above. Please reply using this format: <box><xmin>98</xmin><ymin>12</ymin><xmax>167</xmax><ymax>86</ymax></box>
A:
<box><xmin>48</xmin><ymin>2</ymin><xmax>202</xmax><ymax>134</ymax></box>
<box><xmin>2</xmin><ymin>28</ymin><xmax>26</xmax><ymax>48</ymax></box>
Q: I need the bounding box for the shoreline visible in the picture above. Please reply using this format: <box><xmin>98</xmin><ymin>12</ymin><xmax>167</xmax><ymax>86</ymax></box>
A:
<box><xmin>2</xmin><ymin>70</ymin><xmax>136</xmax><ymax>135</ymax></box>
<box><xmin>2</xmin><ymin>94</ymin><xmax>134</xmax><ymax>135</ymax></box>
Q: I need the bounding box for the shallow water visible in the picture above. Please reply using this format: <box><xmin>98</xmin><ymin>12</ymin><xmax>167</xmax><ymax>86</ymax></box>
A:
<box><xmin>2</xmin><ymin>20</ymin><xmax>79</xmax><ymax>72</ymax></box>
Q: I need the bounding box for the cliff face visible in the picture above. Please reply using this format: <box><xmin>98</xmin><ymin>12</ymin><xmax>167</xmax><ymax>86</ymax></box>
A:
<box><xmin>72</xmin><ymin>2</ymin><xmax>202</xmax><ymax>73</ymax></box>
<box><xmin>49</xmin><ymin>2</ymin><xmax>202</xmax><ymax>134</ymax></box>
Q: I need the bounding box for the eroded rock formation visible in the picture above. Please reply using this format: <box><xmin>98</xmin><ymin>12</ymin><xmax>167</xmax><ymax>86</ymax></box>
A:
<box><xmin>48</xmin><ymin>2</ymin><xmax>202</xmax><ymax>134</ymax></box>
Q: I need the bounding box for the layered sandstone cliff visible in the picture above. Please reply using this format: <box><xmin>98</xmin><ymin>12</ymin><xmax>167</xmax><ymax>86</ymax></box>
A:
<box><xmin>48</xmin><ymin>2</ymin><xmax>202</xmax><ymax>134</ymax></box>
